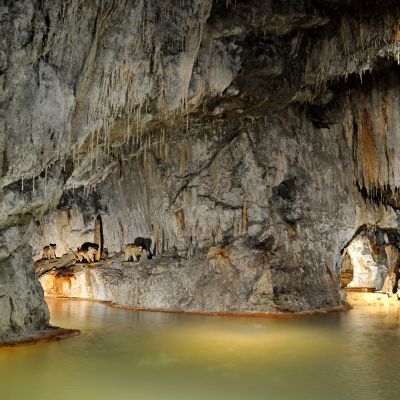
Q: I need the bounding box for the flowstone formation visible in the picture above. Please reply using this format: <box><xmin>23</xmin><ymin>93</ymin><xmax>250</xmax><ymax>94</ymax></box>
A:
<box><xmin>3</xmin><ymin>0</ymin><xmax>400</xmax><ymax>341</ymax></box>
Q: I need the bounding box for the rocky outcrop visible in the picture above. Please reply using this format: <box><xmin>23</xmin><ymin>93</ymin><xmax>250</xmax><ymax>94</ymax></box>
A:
<box><xmin>4</xmin><ymin>0</ymin><xmax>400</xmax><ymax>340</ymax></box>
<box><xmin>34</xmin><ymin>92</ymin><xmax>400</xmax><ymax>312</ymax></box>
<box><xmin>35</xmin><ymin>111</ymin><xmax>353</xmax><ymax>312</ymax></box>
<box><xmin>342</xmin><ymin>226</ymin><xmax>400</xmax><ymax>294</ymax></box>
<box><xmin>346</xmin><ymin>236</ymin><xmax>388</xmax><ymax>289</ymax></box>
<box><xmin>40</xmin><ymin>239</ymin><xmax>337</xmax><ymax>313</ymax></box>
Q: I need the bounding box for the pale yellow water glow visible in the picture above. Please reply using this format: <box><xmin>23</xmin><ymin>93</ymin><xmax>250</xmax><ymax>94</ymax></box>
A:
<box><xmin>0</xmin><ymin>299</ymin><xmax>399</xmax><ymax>400</ymax></box>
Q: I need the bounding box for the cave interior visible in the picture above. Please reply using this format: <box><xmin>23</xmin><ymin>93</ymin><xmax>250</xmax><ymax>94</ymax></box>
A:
<box><xmin>3</xmin><ymin>0</ymin><xmax>400</xmax><ymax>344</ymax></box>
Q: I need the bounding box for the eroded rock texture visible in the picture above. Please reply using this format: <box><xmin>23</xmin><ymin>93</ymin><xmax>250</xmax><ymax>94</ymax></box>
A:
<box><xmin>3</xmin><ymin>0</ymin><xmax>400</xmax><ymax>340</ymax></box>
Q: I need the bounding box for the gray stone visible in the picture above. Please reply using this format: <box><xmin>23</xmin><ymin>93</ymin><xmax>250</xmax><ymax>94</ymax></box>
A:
<box><xmin>3</xmin><ymin>1</ymin><xmax>400</xmax><ymax>341</ymax></box>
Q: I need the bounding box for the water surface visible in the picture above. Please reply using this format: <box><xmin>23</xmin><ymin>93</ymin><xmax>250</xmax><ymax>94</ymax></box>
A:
<box><xmin>1</xmin><ymin>299</ymin><xmax>399</xmax><ymax>400</ymax></box>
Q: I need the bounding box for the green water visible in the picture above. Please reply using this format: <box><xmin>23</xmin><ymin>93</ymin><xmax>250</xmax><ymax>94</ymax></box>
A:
<box><xmin>1</xmin><ymin>299</ymin><xmax>399</xmax><ymax>400</ymax></box>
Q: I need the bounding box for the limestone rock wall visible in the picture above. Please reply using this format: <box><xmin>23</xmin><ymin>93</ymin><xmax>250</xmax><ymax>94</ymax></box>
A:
<box><xmin>28</xmin><ymin>107</ymin><xmax>381</xmax><ymax>311</ymax></box>
<box><xmin>4</xmin><ymin>0</ymin><xmax>400</xmax><ymax>339</ymax></box>
<box><xmin>34</xmin><ymin>66</ymin><xmax>400</xmax><ymax>312</ymax></box>
<box><xmin>0</xmin><ymin>0</ymin><xmax>229</xmax><ymax>340</ymax></box>
<box><xmin>40</xmin><ymin>240</ymin><xmax>275</xmax><ymax>313</ymax></box>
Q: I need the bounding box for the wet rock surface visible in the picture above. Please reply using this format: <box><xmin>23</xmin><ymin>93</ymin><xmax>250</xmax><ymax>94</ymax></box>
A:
<box><xmin>3</xmin><ymin>1</ymin><xmax>400</xmax><ymax>340</ymax></box>
<box><xmin>40</xmin><ymin>240</ymin><xmax>338</xmax><ymax>313</ymax></box>
<box><xmin>35</xmin><ymin>113</ymin><xmax>354</xmax><ymax>313</ymax></box>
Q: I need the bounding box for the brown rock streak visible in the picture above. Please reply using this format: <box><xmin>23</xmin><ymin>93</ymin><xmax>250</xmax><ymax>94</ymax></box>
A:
<box><xmin>358</xmin><ymin>109</ymin><xmax>379</xmax><ymax>187</ymax></box>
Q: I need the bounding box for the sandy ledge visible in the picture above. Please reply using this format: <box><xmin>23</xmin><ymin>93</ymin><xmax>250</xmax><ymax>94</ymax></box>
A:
<box><xmin>0</xmin><ymin>327</ymin><xmax>80</xmax><ymax>348</ymax></box>
<box><xmin>104</xmin><ymin>302</ymin><xmax>351</xmax><ymax>318</ymax></box>
<box><xmin>47</xmin><ymin>296</ymin><xmax>351</xmax><ymax>319</ymax></box>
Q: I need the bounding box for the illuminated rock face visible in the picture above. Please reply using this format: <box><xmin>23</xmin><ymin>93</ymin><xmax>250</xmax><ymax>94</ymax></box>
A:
<box><xmin>4</xmin><ymin>1</ymin><xmax>400</xmax><ymax>340</ymax></box>
<box><xmin>40</xmin><ymin>240</ymin><xmax>275</xmax><ymax>313</ymax></box>
<box><xmin>35</xmin><ymin>114</ymin><xmax>354</xmax><ymax>312</ymax></box>
<box><xmin>347</xmin><ymin>236</ymin><xmax>387</xmax><ymax>290</ymax></box>
<box><xmin>343</xmin><ymin>227</ymin><xmax>400</xmax><ymax>295</ymax></box>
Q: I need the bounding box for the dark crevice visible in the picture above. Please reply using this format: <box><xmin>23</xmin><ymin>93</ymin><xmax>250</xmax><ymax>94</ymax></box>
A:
<box><xmin>197</xmin><ymin>194</ymin><xmax>243</xmax><ymax>210</ymax></box>
<box><xmin>340</xmin><ymin>224</ymin><xmax>368</xmax><ymax>255</ymax></box>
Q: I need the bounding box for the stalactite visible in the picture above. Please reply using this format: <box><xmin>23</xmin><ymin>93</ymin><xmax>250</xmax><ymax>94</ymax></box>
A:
<box><xmin>193</xmin><ymin>219</ymin><xmax>200</xmax><ymax>243</ymax></box>
<box><xmin>44</xmin><ymin>166</ymin><xmax>47</xmax><ymax>193</ymax></box>
<box><xmin>206</xmin><ymin>224</ymin><xmax>213</xmax><ymax>244</ymax></box>
<box><xmin>216</xmin><ymin>219</ymin><xmax>223</xmax><ymax>244</ymax></box>
<box><xmin>143</xmin><ymin>141</ymin><xmax>147</xmax><ymax>164</ymax></box>
<box><xmin>126</xmin><ymin>108</ymin><xmax>131</xmax><ymax>144</ymax></box>
<box><xmin>90</xmin><ymin>129</ymin><xmax>94</xmax><ymax>172</ymax></box>
<box><xmin>96</xmin><ymin>128</ymin><xmax>100</xmax><ymax>168</ymax></box>
<box><xmin>233</xmin><ymin>217</ymin><xmax>237</xmax><ymax>237</ymax></box>
<box><xmin>242</xmin><ymin>197</ymin><xmax>248</xmax><ymax>237</ymax></box>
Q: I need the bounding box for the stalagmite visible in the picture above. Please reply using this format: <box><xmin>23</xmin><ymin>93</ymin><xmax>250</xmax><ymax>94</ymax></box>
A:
<box><xmin>94</xmin><ymin>215</ymin><xmax>104</xmax><ymax>261</ymax></box>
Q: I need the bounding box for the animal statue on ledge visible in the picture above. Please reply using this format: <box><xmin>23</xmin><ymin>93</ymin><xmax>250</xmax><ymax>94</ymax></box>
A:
<box><xmin>42</xmin><ymin>243</ymin><xmax>57</xmax><ymax>260</ymax></box>
<box><xmin>75</xmin><ymin>242</ymin><xmax>99</xmax><ymax>263</ymax></box>
<box><xmin>133</xmin><ymin>237</ymin><xmax>153</xmax><ymax>259</ymax></box>
<box><xmin>123</xmin><ymin>244</ymin><xmax>143</xmax><ymax>262</ymax></box>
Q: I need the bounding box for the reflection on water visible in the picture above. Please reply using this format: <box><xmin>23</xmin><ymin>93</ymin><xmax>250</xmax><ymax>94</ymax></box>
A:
<box><xmin>1</xmin><ymin>300</ymin><xmax>400</xmax><ymax>400</ymax></box>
